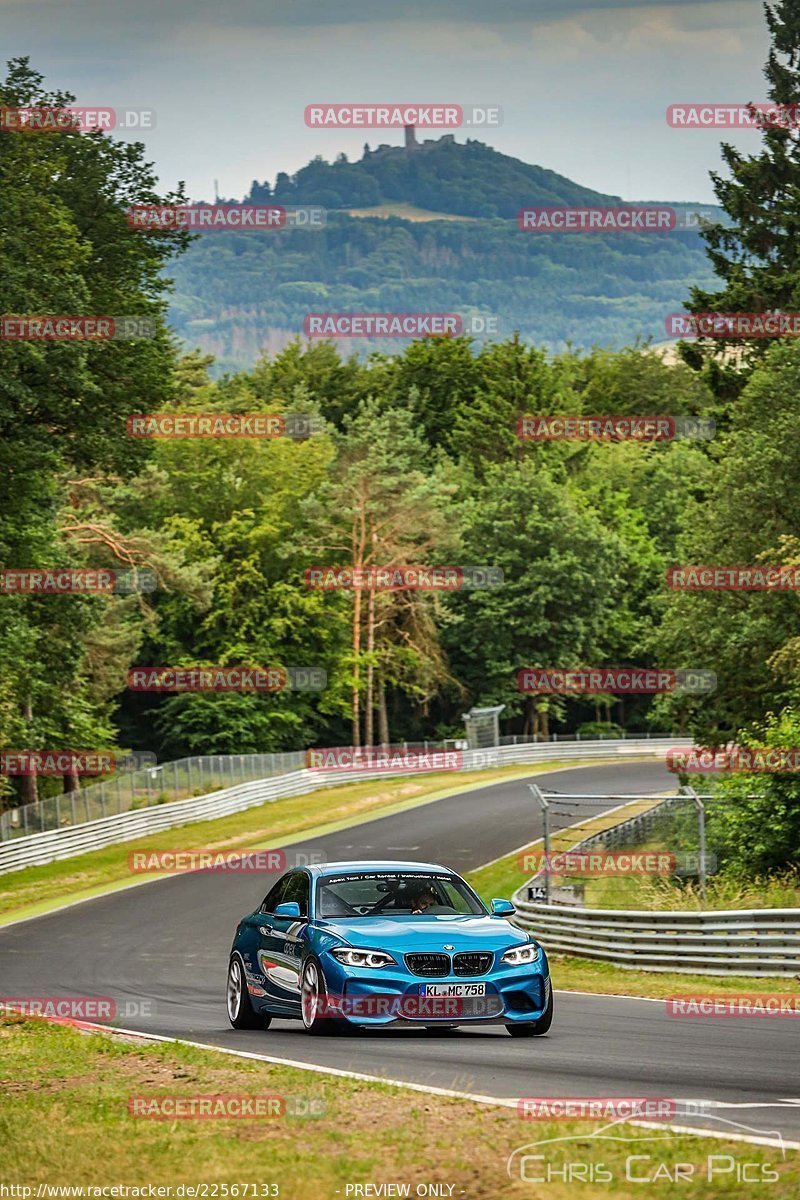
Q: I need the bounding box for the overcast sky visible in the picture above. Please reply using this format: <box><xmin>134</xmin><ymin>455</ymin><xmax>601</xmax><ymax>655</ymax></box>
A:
<box><xmin>2</xmin><ymin>0</ymin><xmax>769</xmax><ymax>202</ymax></box>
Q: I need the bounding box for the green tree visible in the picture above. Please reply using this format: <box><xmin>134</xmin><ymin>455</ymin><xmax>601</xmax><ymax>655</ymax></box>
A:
<box><xmin>703</xmin><ymin>708</ymin><xmax>800</xmax><ymax>876</ymax></box>
<box><xmin>0</xmin><ymin>57</ymin><xmax>186</xmax><ymax>801</ymax></box>
<box><xmin>654</xmin><ymin>341</ymin><xmax>800</xmax><ymax>741</ymax></box>
<box><xmin>683</xmin><ymin>1</ymin><xmax>800</xmax><ymax>389</ymax></box>
<box><xmin>302</xmin><ymin>397</ymin><xmax>457</xmax><ymax>746</ymax></box>
<box><xmin>444</xmin><ymin>460</ymin><xmax>630</xmax><ymax>737</ymax></box>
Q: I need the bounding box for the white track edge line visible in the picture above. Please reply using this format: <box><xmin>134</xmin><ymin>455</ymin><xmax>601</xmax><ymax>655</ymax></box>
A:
<box><xmin>63</xmin><ymin>1020</ymin><xmax>800</xmax><ymax>1150</ymax></box>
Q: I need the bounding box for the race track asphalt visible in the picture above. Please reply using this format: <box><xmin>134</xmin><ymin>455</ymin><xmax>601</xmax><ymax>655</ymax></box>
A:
<box><xmin>2</xmin><ymin>760</ymin><xmax>798</xmax><ymax>1144</ymax></box>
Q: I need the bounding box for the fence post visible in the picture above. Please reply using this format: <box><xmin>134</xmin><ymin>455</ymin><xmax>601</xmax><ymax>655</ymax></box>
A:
<box><xmin>528</xmin><ymin>783</ymin><xmax>550</xmax><ymax>904</ymax></box>
<box><xmin>681</xmin><ymin>785</ymin><xmax>706</xmax><ymax>902</ymax></box>
<box><xmin>697</xmin><ymin>796</ymin><xmax>707</xmax><ymax>902</ymax></box>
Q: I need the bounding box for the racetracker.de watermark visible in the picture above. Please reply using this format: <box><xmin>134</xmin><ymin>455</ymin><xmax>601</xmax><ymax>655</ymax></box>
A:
<box><xmin>128</xmin><ymin>1094</ymin><xmax>325</xmax><ymax>1119</ymax></box>
<box><xmin>298</xmin><ymin>993</ymin><xmax>504</xmax><ymax>1019</ymax></box>
<box><xmin>0</xmin><ymin>996</ymin><xmax>115</xmax><ymax>1020</ymax></box>
<box><xmin>517</xmin><ymin>1097</ymin><xmax>677</xmax><ymax>1120</ymax></box>
<box><xmin>127</xmin><ymin>666</ymin><xmax>326</xmax><ymax>691</ymax></box>
<box><xmin>127</xmin><ymin>413</ymin><xmax>318</xmax><ymax>439</ymax></box>
<box><xmin>303</xmin><ymin>313</ymin><xmax>498</xmax><ymax>338</ymax></box>
<box><xmin>127</xmin><ymin>205</ymin><xmax>323</xmax><ymax>230</ymax></box>
<box><xmin>0</xmin><ymin>568</ymin><xmax>156</xmax><ymax>594</ymax></box>
<box><xmin>305</xmin><ymin>747</ymin><xmax>485</xmax><ymax>773</ymax></box>
<box><xmin>516</xmin><ymin>415</ymin><xmax>715</xmax><ymax>441</ymax></box>
<box><xmin>0</xmin><ymin>106</ymin><xmax>155</xmax><ymax>131</ymax></box>
<box><xmin>666</xmin><ymin>312</ymin><xmax>800</xmax><ymax>338</ymax></box>
<box><xmin>667</xmin><ymin>994</ymin><xmax>800</xmax><ymax>1017</ymax></box>
<box><xmin>0</xmin><ymin>751</ymin><xmax>154</xmax><ymax>776</ymax></box>
<box><xmin>517</xmin><ymin>850</ymin><xmax>677</xmax><ymax>876</ymax></box>
<box><xmin>667</xmin><ymin>747</ymin><xmax>800</xmax><ymax>773</ymax></box>
<box><xmin>667</xmin><ymin>102</ymin><xmax>800</xmax><ymax>127</ymax></box>
<box><xmin>520</xmin><ymin>849</ymin><xmax>717</xmax><ymax>878</ymax></box>
<box><xmin>304</xmin><ymin>103</ymin><xmax>501</xmax><ymax>128</ymax></box>
<box><xmin>127</xmin><ymin>848</ymin><xmax>325</xmax><ymax>873</ymax></box>
<box><xmin>305</xmin><ymin>565</ymin><xmax>502</xmax><ymax>590</ymax></box>
<box><xmin>517</xmin><ymin>668</ymin><xmax>716</xmax><ymax>695</ymax></box>
<box><xmin>517</xmin><ymin>206</ymin><xmax>717</xmax><ymax>232</ymax></box>
<box><xmin>1</xmin><ymin>316</ymin><xmax>155</xmax><ymax>340</ymax></box>
<box><xmin>667</xmin><ymin>565</ymin><xmax>800</xmax><ymax>590</ymax></box>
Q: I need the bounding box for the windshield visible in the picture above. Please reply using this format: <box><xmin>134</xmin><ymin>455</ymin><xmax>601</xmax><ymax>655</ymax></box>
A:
<box><xmin>315</xmin><ymin>871</ymin><xmax>486</xmax><ymax>919</ymax></box>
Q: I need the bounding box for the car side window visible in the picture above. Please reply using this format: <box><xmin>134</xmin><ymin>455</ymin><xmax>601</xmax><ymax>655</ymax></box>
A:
<box><xmin>260</xmin><ymin>873</ymin><xmax>291</xmax><ymax>913</ymax></box>
<box><xmin>282</xmin><ymin>871</ymin><xmax>310</xmax><ymax>918</ymax></box>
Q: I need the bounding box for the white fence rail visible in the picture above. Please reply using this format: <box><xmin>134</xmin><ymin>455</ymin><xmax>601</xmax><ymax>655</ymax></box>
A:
<box><xmin>0</xmin><ymin>738</ymin><xmax>686</xmax><ymax>875</ymax></box>
<box><xmin>512</xmin><ymin>794</ymin><xmax>800</xmax><ymax>977</ymax></box>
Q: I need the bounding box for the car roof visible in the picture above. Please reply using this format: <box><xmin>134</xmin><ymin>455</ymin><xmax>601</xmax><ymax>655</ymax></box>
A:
<box><xmin>307</xmin><ymin>859</ymin><xmax>452</xmax><ymax>877</ymax></box>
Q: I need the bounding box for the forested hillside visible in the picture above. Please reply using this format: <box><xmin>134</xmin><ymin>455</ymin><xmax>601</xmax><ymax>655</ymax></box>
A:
<box><xmin>169</xmin><ymin>210</ymin><xmax>720</xmax><ymax>373</ymax></box>
<box><xmin>245</xmin><ymin>136</ymin><xmax>621</xmax><ymax>218</ymax></box>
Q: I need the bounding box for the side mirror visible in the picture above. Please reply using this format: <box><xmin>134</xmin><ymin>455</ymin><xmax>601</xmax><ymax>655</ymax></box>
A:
<box><xmin>491</xmin><ymin>898</ymin><xmax>515</xmax><ymax>916</ymax></box>
<box><xmin>273</xmin><ymin>901</ymin><xmax>302</xmax><ymax>918</ymax></box>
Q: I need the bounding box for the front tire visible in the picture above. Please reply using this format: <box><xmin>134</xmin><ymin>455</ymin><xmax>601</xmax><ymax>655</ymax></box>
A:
<box><xmin>301</xmin><ymin>957</ymin><xmax>341</xmax><ymax>1035</ymax></box>
<box><xmin>227</xmin><ymin>953</ymin><xmax>271</xmax><ymax>1030</ymax></box>
<box><xmin>506</xmin><ymin>989</ymin><xmax>553</xmax><ymax>1037</ymax></box>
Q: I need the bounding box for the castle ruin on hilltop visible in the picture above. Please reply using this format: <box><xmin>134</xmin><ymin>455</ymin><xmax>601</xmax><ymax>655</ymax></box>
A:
<box><xmin>366</xmin><ymin>125</ymin><xmax>456</xmax><ymax>158</ymax></box>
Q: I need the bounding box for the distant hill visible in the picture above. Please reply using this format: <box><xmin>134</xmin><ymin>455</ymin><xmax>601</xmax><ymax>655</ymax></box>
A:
<box><xmin>170</xmin><ymin>135</ymin><xmax>723</xmax><ymax>372</ymax></box>
<box><xmin>245</xmin><ymin>134</ymin><xmax>621</xmax><ymax>220</ymax></box>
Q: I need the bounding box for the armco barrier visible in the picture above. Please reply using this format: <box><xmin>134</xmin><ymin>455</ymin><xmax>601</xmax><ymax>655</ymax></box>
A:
<box><xmin>0</xmin><ymin>738</ymin><xmax>687</xmax><ymax>875</ymax></box>
<box><xmin>511</xmin><ymin>900</ymin><xmax>800</xmax><ymax>977</ymax></box>
<box><xmin>512</xmin><ymin>795</ymin><xmax>800</xmax><ymax>977</ymax></box>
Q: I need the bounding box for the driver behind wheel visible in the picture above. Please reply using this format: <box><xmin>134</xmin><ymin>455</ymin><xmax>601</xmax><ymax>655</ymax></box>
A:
<box><xmin>410</xmin><ymin>886</ymin><xmax>438</xmax><ymax>915</ymax></box>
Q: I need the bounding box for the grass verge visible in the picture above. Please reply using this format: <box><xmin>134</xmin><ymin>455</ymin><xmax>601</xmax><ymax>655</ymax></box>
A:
<box><xmin>582</xmin><ymin>845</ymin><xmax>800</xmax><ymax>911</ymax></box>
<box><xmin>0</xmin><ymin>1015</ymin><xmax>796</xmax><ymax>1199</ymax></box>
<box><xmin>0</xmin><ymin>758</ymin><xmax>618</xmax><ymax>926</ymax></box>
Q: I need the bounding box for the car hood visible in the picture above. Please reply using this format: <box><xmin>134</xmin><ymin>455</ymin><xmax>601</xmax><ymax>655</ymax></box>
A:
<box><xmin>316</xmin><ymin>913</ymin><xmax>531</xmax><ymax>950</ymax></box>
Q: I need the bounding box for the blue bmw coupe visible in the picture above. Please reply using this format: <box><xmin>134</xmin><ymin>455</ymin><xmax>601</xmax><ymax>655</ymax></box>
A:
<box><xmin>227</xmin><ymin>859</ymin><xmax>552</xmax><ymax>1036</ymax></box>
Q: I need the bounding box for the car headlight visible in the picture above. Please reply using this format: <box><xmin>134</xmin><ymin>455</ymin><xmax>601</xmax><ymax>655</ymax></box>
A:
<box><xmin>501</xmin><ymin>943</ymin><xmax>541</xmax><ymax>966</ymax></box>
<box><xmin>330</xmin><ymin>947</ymin><xmax>396</xmax><ymax>968</ymax></box>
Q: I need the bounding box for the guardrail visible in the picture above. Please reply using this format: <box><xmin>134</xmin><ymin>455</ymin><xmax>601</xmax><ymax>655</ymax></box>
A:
<box><xmin>0</xmin><ymin>751</ymin><xmax>311</xmax><ymax>841</ymax></box>
<box><xmin>0</xmin><ymin>737</ymin><xmax>687</xmax><ymax>875</ymax></box>
<box><xmin>512</xmin><ymin>796</ymin><xmax>800</xmax><ymax>977</ymax></box>
<box><xmin>511</xmin><ymin>900</ymin><xmax>800</xmax><ymax>977</ymax></box>
<box><xmin>0</xmin><ymin>730</ymin><xmax>675</xmax><ymax>842</ymax></box>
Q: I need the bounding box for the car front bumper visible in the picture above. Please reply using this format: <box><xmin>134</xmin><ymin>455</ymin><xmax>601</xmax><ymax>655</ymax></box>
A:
<box><xmin>320</xmin><ymin>952</ymin><xmax>551</xmax><ymax>1026</ymax></box>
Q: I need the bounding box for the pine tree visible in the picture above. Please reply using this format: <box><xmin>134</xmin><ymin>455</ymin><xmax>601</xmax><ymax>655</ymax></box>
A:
<box><xmin>683</xmin><ymin>1</ymin><xmax>800</xmax><ymax>391</ymax></box>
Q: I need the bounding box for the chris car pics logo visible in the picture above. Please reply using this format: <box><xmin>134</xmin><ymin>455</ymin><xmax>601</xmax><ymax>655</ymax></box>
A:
<box><xmin>507</xmin><ymin>1114</ymin><xmax>784</xmax><ymax>1184</ymax></box>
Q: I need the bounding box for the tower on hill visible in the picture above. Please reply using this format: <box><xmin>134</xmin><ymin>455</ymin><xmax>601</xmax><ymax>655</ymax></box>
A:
<box><xmin>404</xmin><ymin>124</ymin><xmax>417</xmax><ymax>151</ymax></box>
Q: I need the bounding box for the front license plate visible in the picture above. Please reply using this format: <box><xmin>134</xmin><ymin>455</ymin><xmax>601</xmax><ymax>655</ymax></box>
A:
<box><xmin>421</xmin><ymin>983</ymin><xmax>486</xmax><ymax>997</ymax></box>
